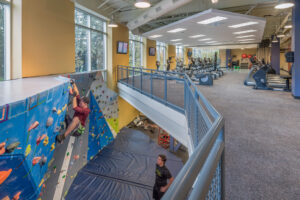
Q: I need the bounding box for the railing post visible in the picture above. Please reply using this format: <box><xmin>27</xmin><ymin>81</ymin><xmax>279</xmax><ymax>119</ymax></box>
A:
<box><xmin>132</xmin><ymin>67</ymin><xmax>135</xmax><ymax>88</ymax></box>
<box><xmin>164</xmin><ymin>71</ymin><xmax>167</xmax><ymax>103</ymax></box>
<box><xmin>195</xmin><ymin>92</ymin><xmax>199</xmax><ymax>145</ymax></box>
<box><xmin>150</xmin><ymin>70</ymin><xmax>153</xmax><ymax>97</ymax></box>
<box><xmin>126</xmin><ymin>68</ymin><xmax>129</xmax><ymax>84</ymax></box>
<box><xmin>140</xmin><ymin>68</ymin><xmax>143</xmax><ymax>92</ymax></box>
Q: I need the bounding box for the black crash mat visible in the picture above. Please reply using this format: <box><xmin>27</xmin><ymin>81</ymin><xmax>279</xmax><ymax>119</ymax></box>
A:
<box><xmin>66</xmin><ymin>128</ymin><xmax>183</xmax><ymax>200</ymax></box>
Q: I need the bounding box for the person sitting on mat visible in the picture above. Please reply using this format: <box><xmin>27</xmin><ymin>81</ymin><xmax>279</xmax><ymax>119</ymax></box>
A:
<box><xmin>153</xmin><ymin>154</ymin><xmax>174</xmax><ymax>200</ymax></box>
<box><xmin>56</xmin><ymin>81</ymin><xmax>90</xmax><ymax>143</ymax></box>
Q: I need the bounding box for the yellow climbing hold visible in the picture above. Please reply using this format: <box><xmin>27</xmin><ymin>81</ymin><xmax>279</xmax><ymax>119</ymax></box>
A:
<box><xmin>43</xmin><ymin>136</ymin><xmax>49</xmax><ymax>146</ymax></box>
<box><xmin>39</xmin><ymin>178</ymin><xmax>44</xmax><ymax>187</ymax></box>
<box><xmin>62</xmin><ymin>104</ymin><xmax>67</xmax><ymax>111</ymax></box>
<box><xmin>57</xmin><ymin>109</ymin><xmax>62</xmax><ymax>115</ymax></box>
<box><xmin>50</xmin><ymin>143</ymin><xmax>55</xmax><ymax>151</ymax></box>
<box><xmin>91</xmin><ymin>133</ymin><xmax>95</xmax><ymax>138</ymax></box>
<box><xmin>25</xmin><ymin>145</ymin><xmax>31</xmax><ymax>156</ymax></box>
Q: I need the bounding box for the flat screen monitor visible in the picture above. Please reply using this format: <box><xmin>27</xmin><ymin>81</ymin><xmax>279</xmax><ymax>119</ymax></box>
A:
<box><xmin>149</xmin><ymin>47</ymin><xmax>156</xmax><ymax>56</ymax></box>
<box><xmin>117</xmin><ymin>41</ymin><xmax>128</xmax><ymax>54</ymax></box>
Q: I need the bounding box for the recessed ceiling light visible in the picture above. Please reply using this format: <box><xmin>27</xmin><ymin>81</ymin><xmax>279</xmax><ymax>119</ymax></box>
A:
<box><xmin>189</xmin><ymin>34</ymin><xmax>205</xmax><ymax>38</ymax></box>
<box><xmin>171</xmin><ymin>39</ymin><xmax>182</xmax><ymax>42</ymax></box>
<box><xmin>238</xmin><ymin>39</ymin><xmax>255</xmax><ymax>42</ymax></box>
<box><xmin>174</xmin><ymin>43</ymin><xmax>182</xmax><ymax>45</ymax></box>
<box><xmin>275</xmin><ymin>3</ymin><xmax>294</xmax><ymax>9</ymax></box>
<box><xmin>134</xmin><ymin>0</ymin><xmax>151</xmax><ymax>8</ymax></box>
<box><xmin>197</xmin><ymin>16</ymin><xmax>227</xmax><ymax>25</ymax></box>
<box><xmin>206</xmin><ymin>41</ymin><xmax>218</xmax><ymax>44</ymax></box>
<box><xmin>229</xmin><ymin>21</ymin><xmax>259</xmax><ymax>28</ymax></box>
<box><xmin>233</xmin><ymin>30</ymin><xmax>257</xmax><ymax>35</ymax></box>
<box><xmin>236</xmin><ymin>35</ymin><xmax>255</xmax><ymax>38</ymax></box>
<box><xmin>149</xmin><ymin>35</ymin><xmax>162</xmax><ymax>38</ymax></box>
<box><xmin>167</xmin><ymin>28</ymin><xmax>186</xmax><ymax>33</ymax></box>
<box><xmin>198</xmin><ymin>38</ymin><xmax>212</xmax><ymax>41</ymax></box>
<box><xmin>284</xmin><ymin>24</ymin><xmax>293</xmax><ymax>29</ymax></box>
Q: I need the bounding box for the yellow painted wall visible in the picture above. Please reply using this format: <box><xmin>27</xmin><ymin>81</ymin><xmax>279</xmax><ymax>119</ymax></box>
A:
<box><xmin>168</xmin><ymin>45</ymin><xmax>176</xmax><ymax>70</ymax></box>
<box><xmin>231</xmin><ymin>48</ymin><xmax>257</xmax><ymax>62</ymax></box>
<box><xmin>146</xmin><ymin>39</ymin><xmax>157</xmax><ymax>70</ymax></box>
<box><xmin>22</xmin><ymin>0</ymin><xmax>75</xmax><ymax>77</ymax></box>
<box><xmin>107</xmin><ymin>24</ymin><xmax>139</xmax><ymax>130</ymax></box>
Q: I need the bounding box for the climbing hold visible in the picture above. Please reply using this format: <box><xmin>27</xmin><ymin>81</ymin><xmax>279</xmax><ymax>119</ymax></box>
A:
<box><xmin>12</xmin><ymin>191</ymin><xmax>21</xmax><ymax>200</ymax></box>
<box><xmin>43</xmin><ymin>136</ymin><xmax>49</xmax><ymax>146</ymax></box>
<box><xmin>73</xmin><ymin>155</ymin><xmax>79</xmax><ymax>160</ymax></box>
<box><xmin>50</xmin><ymin>143</ymin><xmax>55</xmax><ymax>151</ymax></box>
<box><xmin>6</xmin><ymin>142</ymin><xmax>20</xmax><ymax>153</ymax></box>
<box><xmin>0</xmin><ymin>169</ymin><xmax>12</xmax><ymax>185</ymax></box>
<box><xmin>46</xmin><ymin>117</ymin><xmax>53</xmax><ymax>127</ymax></box>
<box><xmin>0</xmin><ymin>142</ymin><xmax>6</xmax><ymax>155</ymax></box>
<box><xmin>62</xmin><ymin>175</ymin><xmax>66</xmax><ymax>179</ymax></box>
<box><xmin>39</xmin><ymin>178</ymin><xmax>45</xmax><ymax>187</ymax></box>
<box><xmin>62</xmin><ymin>104</ymin><xmax>67</xmax><ymax>111</ymax></box>
<box><xmin>28</xmin><ymin>121</ymin><xmax>39</xmax><ymax>132</ymax></box>
<box><xmin>40</xmin><ymin>155</ymin><xmax>47</xmax><ymax>166</ymax></box>
<box><xmin>57</xmin><ymin>109</ymin><xmax>62</xmax><ymax>115</ymax></box>
<box><xmin>52</xmin><ymin>107</ymin><xmax>57</xmax><ymax>112</ymax></box>
<box><xmin>25</xmin><ymin>145</ymin><xmax>31</xmax><ymax>156</ymax></box>
<box><xmin>32</xmin><ymin>157</ymin><xmax>42</xmax><ymax>166</ymax></box>
<box><xmin>91</xmin><ymin>133</ymin><xmax>95</xmax><ymax>138</ymax></box>
<box><xmin>67</xmin><ymin>152</ymin><xmax>69</xmax><ymax>156</ymax></box>
<box><xmin>36</xmin><ymin>134</ymin><xmax>47</xmax><ymax>146</ymax></box>
<box><xmin>1</xmin><ymin>196</ymin><xmax>9</xmax><ymax>200</ymax></box>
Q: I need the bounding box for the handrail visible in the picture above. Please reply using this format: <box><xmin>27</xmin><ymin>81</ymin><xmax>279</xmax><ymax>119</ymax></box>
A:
<box><xmin>117</xmin><ymin>65</ymin><xmax>225</xmax><ymax>200</ymax></box>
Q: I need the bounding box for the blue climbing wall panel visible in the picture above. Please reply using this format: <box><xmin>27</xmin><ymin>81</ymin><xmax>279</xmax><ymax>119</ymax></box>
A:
<box><xmin>88</xmin><ymin>92</ymin><xmax>114</xmax><ymax>160</ymax></box>
<box><xmin>0</xmin><ymin>81</ymin><xmax>69</xmax><ymax>200</ymax></box>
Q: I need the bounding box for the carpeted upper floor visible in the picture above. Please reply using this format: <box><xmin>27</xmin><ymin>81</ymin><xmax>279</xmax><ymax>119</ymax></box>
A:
<box><xmin>198</xmin><ymin>71</ymin><xmax>300</xmax><ymax>200</ymax></box>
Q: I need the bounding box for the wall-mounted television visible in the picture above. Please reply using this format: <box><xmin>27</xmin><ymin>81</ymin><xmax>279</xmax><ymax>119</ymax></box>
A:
<box><xmin>117</xmin><ymin>41</ymin><xmax>128</xmax><ymax>54</ymax></box>
<box><xmin>149</xmin><ymin>47</ymin><xmax>156</xmax><ymax>56</ymax></box>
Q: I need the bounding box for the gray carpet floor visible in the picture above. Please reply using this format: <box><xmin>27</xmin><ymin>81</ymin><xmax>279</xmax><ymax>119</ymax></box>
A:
<box><xmin>198</xmin><ymin>71</ymin><xmax>300</xmax><ymax>200</ymax></box>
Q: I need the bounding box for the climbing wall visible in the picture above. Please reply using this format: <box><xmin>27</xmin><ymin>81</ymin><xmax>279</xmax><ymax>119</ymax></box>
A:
<box><xmin>0</xmin><ymin>79</ymin><xmax>69</xmax><ymax>200</ymax></box>
<box><xmin>41</xmin><ymin>71</ymin><xmax>118</xmax><ymax>200</ymax></box>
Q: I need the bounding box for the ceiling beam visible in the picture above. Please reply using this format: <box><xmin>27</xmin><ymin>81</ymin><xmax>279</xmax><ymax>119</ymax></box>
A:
<box><xmin>245</xmin><ymin>4</ymin><xmax>258</xmax><ymax>15</ymax></box>
<box><xmin>97</xmin><ymin>0</ymin><xmax>111</xmax><ymax>9</ymax></box>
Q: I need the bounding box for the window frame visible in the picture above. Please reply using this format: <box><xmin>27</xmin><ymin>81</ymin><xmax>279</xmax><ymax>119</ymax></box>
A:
<box><xmin>129</xmin><ymin>31</ymin><xmax>144</xmax><ymax>68</ymax></box>
<box><xmin>74</xmin><ymin>7</ymin><xmax>107</xmax><ymax>76</ymax></box>
<box><xmin>156</xmin><ymin>41</ymin><xmax>167</xmax><ymax>70</ymax></box>
<box><xmin>0</xmin><ymin>1</ymin><xmax>10</xmax><ymax>81</ymax></box>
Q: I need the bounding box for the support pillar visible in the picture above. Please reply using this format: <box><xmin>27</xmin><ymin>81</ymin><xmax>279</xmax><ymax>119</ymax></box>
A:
<box><xmin>271</xmin><ymin>35</ymin><xmax>280</xmax><ymax>74</ymax></box>
<box><xmin>292</xmin><ymin>0</ymin><xmax>300</xmax><ymax>98</ymax></box>
<box><xmin>225</xmin><ymin>49</ymin><xmax>231</xmax><ymax>69</ymax></box>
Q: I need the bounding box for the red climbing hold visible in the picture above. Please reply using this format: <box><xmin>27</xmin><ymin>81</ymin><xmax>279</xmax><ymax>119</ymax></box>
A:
<box><xmin>0</xmin><ymin>142</ymin><xmax>6</xmax><ymax>155</ymax></box>
<box><xmin>28</xmin><ymin>121</ymin><xmax>39</xmax><ymax>132</ymax></box>
<box><xmin>32</xmin><ymin>157</ymin><xmax>42</xmax><ymax>166</ymax></box>
<box><xmin>12</xmin><ymin>191</ymin><xmax>21</xmax><ymax>200</ymax></box>
<box><xmin>36</xmin><ymin>134</ymin><xmax>47</xmax><ymax>145</ymax></box>
<box><xmin>0</xmin><ymin>168</ymin><xmax>12</xmax><ymax>185</ymax></box>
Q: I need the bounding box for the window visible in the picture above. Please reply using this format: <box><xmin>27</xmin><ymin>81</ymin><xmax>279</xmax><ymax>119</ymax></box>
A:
<box><xmin>0</xmin><ymin>1</ymin><xmax>9</xmax><ymax>81</ymax></box>
<box><xmin>176</xmin><ymin>46</ymin><xmax>184</xmax><ymax>61</ymax></box>
<box><xmin>75</xmin><ymin>9</ymin><xmax>107</xmax><ymax>73</ymax></box>
<box><xmin>156</xmin><ymin>41</ymin><xmax>167</xmax><ymax>70</ymax></box>
<box><xmin>129</xmin><ymin>31</ymin><xmax>143</xmax><ymax>67</ymax></box>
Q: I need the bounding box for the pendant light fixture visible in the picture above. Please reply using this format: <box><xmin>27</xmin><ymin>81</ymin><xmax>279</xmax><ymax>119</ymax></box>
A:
<box><xmin>134</xmin><ymin>0</ymin><xmax>151</xmax><ymax>8</ymax></box>
<box><xmin>277</xmin><ymin>29</ymin><xmax>285</xmax><ymax>38</ymax></box>
<box><xmin>272</xmin><ymin>36</ymin><xmax>279</xmax><ymax>43</ymax></box>
<box><xmin>275</xmin><ymin>0</ymin><xmax>295</xmax><ymax>9</ymax></box>
<box><xmin>108</xmin><ymin>15</ymin><xmax>118</xmax><ymax>28</ymax></box>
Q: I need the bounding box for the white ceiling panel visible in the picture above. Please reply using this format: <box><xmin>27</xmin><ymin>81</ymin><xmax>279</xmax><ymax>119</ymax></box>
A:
<box><xmin>142</xmin><ymin>9</ymin><xmax>266</xmax><ymax>47</ymax></box>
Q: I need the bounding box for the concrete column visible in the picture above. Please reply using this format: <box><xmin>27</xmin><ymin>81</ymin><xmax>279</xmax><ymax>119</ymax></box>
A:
<box><xmin>292</xmin><ymin>1</ymin><xmax>300</xmax><ymax>98</ymax></box>
<box><xmin>225</xmin><ymin>49</ymin><xmax>231</xmax><ymax>69</ymax></box>
<box><xmin>271</xmin><ymin>35</ymin><xmax>280</xmax><ymax>74</ymax></box>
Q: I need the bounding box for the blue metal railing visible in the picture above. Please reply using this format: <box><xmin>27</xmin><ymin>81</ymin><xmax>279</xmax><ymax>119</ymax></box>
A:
<box><xmin>117</xmin><ymin>65</ymin><xmax>225</xmax><ymax>200</ymax></box>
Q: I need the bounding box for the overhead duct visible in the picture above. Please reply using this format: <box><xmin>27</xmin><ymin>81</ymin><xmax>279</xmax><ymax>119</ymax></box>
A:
<box><xmin>127</xmin><ymin>0</ymin><xmax>193</xmax><ymax>30</ymax></box>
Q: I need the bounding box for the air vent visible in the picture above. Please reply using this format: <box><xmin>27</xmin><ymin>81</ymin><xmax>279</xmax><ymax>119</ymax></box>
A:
<box><xmin>156</xmin><ymin>6</ymin><xmax>162</xmax><ymax>12</ymax></box>
<box><xmin>144</xmin><ymin>14</ymin><xmax>148</xmax><ymax>19</ymax></box>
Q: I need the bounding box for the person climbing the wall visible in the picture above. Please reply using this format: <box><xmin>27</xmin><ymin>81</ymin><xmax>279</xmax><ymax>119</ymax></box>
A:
<box><xmin>56</xmin><ymin>80</ymin><xmax>90</xmax><ymax>143</ymax></box>
<box><xmin>153</xmin><ymin>154</ymin><xmax>174</xmax><ymax>200</ymax></box>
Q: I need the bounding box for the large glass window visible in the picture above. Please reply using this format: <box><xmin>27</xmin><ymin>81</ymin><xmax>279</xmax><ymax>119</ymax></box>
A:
<box><xmin>0</xmin><ymin>1</ymin><xmax>9</xmax><ymax>81</ymax></box>
<box><xmin>176</xmin><ymin>46</ymin><xmax>184</xmax><ymax>61</ymax></box>
<box><xmin>75</xmin><ymin>9</ymin><xmax>107</xmax><ymax>73</ymax></box>
<box><xmin>129</xmin><ymin>31</ymin><xmax>143</xmax><ymax>67</ymax></box>
<box><xmin>156</xmin><ymin>41</ymin><xmax>167</xmax><ymax>70</ymax></box>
